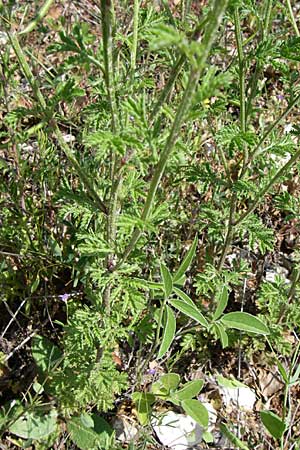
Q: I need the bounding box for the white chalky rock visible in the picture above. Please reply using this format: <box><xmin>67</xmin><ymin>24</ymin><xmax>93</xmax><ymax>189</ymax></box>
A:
<box><xmin>152</xmin><ymin>411</ymin><xmax>203</xmax><ymax>449</ymax></box>
<box><xmin>220</xmin><ymin>385</ymin><xmax>256</xmax><ymax>411</ymax></box>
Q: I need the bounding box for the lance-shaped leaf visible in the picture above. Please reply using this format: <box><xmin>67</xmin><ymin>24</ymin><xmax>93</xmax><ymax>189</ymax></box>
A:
<box><xmin>173</xmin><ymin>235</ymin><xmax>198</xmax><ymax>283</ymax></box>
<box><xmin>220</xmin><ymin>312</ymin><xmax>269</xmax><ymax>335</ymax></box>
<box><xmin>175</xmin><ymin>380</ymin><xmax>204</xmax><ymax>401</ymax></box>
<box><xmin>213</xmin><ymin>286</ymin><xmax>229</xmax><ymax>320</ymax></box>
<box><xmin>160</xmin><ymin>263</ymin><xmax>173</xmax><ymax>297</ymax></box>
<box><xmin>181</xmin><ymin>400</ymin><xmax>208</xmax><ymax>428</ymax></box>
<box><xmin>260</xmin><ymin>410</ymin><xmax>286</xmax><ymax>439</ymax></box>
<box><xmin>157</xmin><ymin>306</ymin><xmax>176</xmax><ymax>359</ymax></box>
<box><xmin>214</xmin><ymin>322</ymin><xmax>228</xmax><ymax>348</ymax></box>
<box><xmin>169</xmin><ymin>297</ymin><xmax>208</xmax><ymax>329</ymax></box>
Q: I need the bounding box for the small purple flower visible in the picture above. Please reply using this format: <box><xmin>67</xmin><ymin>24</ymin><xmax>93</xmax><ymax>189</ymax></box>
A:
<box><xmin>147</xmin><ymin>368</ymin><xmax>156</xmax><ymax>375</ymax></box>
<box><xmin>277</xmin><ymin>94</ymin><xmax>284</xmax><ymax>101</ymax></box>
<box><xmin>59</xmin><ymin>293</ymin><xmax>71</xmax><ymax>302</ymax></box>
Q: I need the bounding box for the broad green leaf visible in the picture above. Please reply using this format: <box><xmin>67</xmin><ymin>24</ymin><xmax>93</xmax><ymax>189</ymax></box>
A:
<box><xmin>31</xmin><ymin>335</ymin><xmax>63</xmax><ymax>377</ymax></box>
<box><xmin>181</xmin><ymin>400</ymin><xmax>209</xmax><ymax>428</ymax></box>
<box><xmin>214</xmin><ymin>323</ymin><xmax>229</xmax><ymax>348</ymax></box>
<box><xmin>132</xmin><ymin>393</ymin><xmax>155</xmax><ymax>425</ymax></box>
<box><xmin>157</xmin><ymin>306</ymin><xmax>176</xmax><ymax>359</ymax></box>
<box><xmin>169</xmin><ymin>298</ymin><xmax>208</xmax><ymax>328</ymax></box>
<box><xmin>202</xmin><ymin>430</ymin><xmax>214</xmax><ymax>443</ymax></box>
<box><xmin>260</xmin><ymin>410</ymin><xmax>286</xmax><ymax>439</ymax></box>
<box><xmin>213</xmin><ymin>287</ymin><xmax>229</xmax><ymax>320</ymax></box>
<box><xmin>220</xmin><ymin>312</ymin><xmax>269</xmax><ymax>335</ymax></box>
<box><xmin>9</xmin><ymin>409</ymin><xmax>58</xmax><ymax>440</ymax></box>
<box><xmin>80</xmin><ymin>413</ymin><xmax>94</xmax><ymax>429</ymax></box>
<box><xmin>160</xmin><ymin>264</ymin><xmax>173</xmax><ymax>298</ymax></box>
<box><xmin>159</xmin><ymin>373</ymin><xmax>180</xmax><ymax>391</ymax></box>
<box><xmin>68</xmin><ymin>415</ymin><xmax>112</xmax><ymax>450</ymax></box>
<box><xmin>174</xmin><ymin>235</ymin><xmax>198</xmax><ymax>283</ymax></box>
<box><xmin>220</xmin><ymin>423</ymin><xmax>249</xmax><ymax>450</ymax></box>
<box><xmin>216</xmin><ymin>375</ymin><xmax>247</xmax><ymax>389</ymax></box>
<box><xmin>175</xmin><ymin>380</ymin><xmax>204</xmax><ymax>401</ymax></box>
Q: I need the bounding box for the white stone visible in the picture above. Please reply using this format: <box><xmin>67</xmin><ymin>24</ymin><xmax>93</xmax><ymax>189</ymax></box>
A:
<box><xmin>220</xmin><ymin>385</ymin><xmax>256</xmax><ymax>411</ymax></box>
<box><xmin>152</xmin><ymin>411</ymin><xmax>203</xmax><ymax>449</ymax></box>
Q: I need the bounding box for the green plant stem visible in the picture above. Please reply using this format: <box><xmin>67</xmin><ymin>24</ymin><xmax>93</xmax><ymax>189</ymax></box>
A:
<box><xmin>286</xmin><ymin>0</ymin><xmax>300</xmax><ymax>36</ymax></box>
<box><xmin>150</xmin><ymin>54</ymin><xmax>185</xmax><ymax>121</ymax></box>
<box><xmin>245</xmin><ymin>0</ymin><xmax>273</xmax><ymax>120</ymax></box>
<box><xmin>54</xmin><ymin>126</ymin><xmax>108</xmax><ymax>215</ymax></box>
<box><xmin>234</xmin><ymin>6</ymin><xmax>246</xmax><ymax>134</ymax></box>
<box><xmin>9</xmin><ymin>31</ymin><xmax>108</xmax><ymax>215</ymax></box>
<box><xmin>248</xmin><ymin>92</ymin><xmax>300</xmax><ymax>164</ymax></box>
<box><xmin>101</xmin><ymin>0</ymin><xmax>121</xmax><ymax>310</ymax></box>
<box><xmin>19</xmin><ymin>0</ymin><xmax>54</xmax><ymax>35</ymax></box>
<box><xmin>8</xmin><ymin>33</ymin><xmax>47</xmax><ymax>110</ymax></box>
<box><xmin>118</xmin><ymin>0</ymin><xmax>229</xmax><ymax>267</ymax></box>
<box><xmin>150</xmin><ymin>17</ymin><xmax>208</xmax><ymax>123</ymax></box>
<box><xmin>130</xmin><ymin>0</ymin><xmax>139</xmax><ymax>75</ymax></box>
<box><xmin>217</xmin><ymin>194</ymin><xmax>237</xmax><ymax>271</ymax></box>
<box><xmin>217</xmin><ymin>6</ymin><xmax>245</xmax><ymax>270</ymax></box>
<box><xmin>234</xmin><ymin>146</ymin><xmax>300</xmax><ymax>226</ymax></box>
<box><xmin>101</xmin><ymin>0</ymin><xmax>117</xmax><ymax>133</ymax></box>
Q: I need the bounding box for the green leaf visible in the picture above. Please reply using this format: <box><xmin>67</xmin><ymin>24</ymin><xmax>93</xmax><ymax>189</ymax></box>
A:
<box><xmin>169</xmin><ymin>298</ymin><xmax>208</xmax><ymax>328</ymax></box>
<box><xmin>173</xmin><ymin>235</ymin><xmax>198</xmax><ymax>283</ymax></box>
<box><xmin>181</xmin><ymin>400</ymin><xmax>209</xmax><ymax>428</ymax></box>
<box><xmin>220</xmin><ymin>312</ymin><xmax>269</xmax><ymax>335</ymax></box>
<box><xmin>160</xmin><ymin>264</ymin><xmax>173</xmax><ymax>297</ymax></box>
<box><xmin>173</xmin><ymin>287</ymin><xmax>197</xmax><ymax>307</ymax></box>
<box><xmin>175</xmin><ymin>380</ymin><xmax>204</xmax><ymax>401</ymax></box>
<box><xmin>260</xmin><ymin>410</ymin><xmax>286</xmax><ymax>439</ymax></box>
<box><xmin>159</xmin><ymin>373</ymin><xmax>180</xmax><ymax>391</ymax></box>
<box><xmin>214</xmin><ymin>323</ymin><xmax>229</xmax><ymax>348</ymax></box>
<box><xmin>31</xmin><ymin>335</ymin><xmax>62</xmax><ymax>377</ymax></box>
<box><xmin>9</xmin><ymin>409</ymin><xmax>58</xmax><ymax>440</ymax></box>
<box><xmin>202</xmin><ymin>430</ymin><xmax>214</xmax><ymax>443</ymax></box>
<box><xmin>132</xmin><ymin>393</ymin><xmax>155</xmax><ymax>425</ymax></box>
<box><xmin>216</xmin><ymin>375</ymin><xmax>247</xmax><ymax>389</ymax></box>
<box><xmin>220</xmin><ymin>423</ymin><xmax>249</xmax><ymax>450</ymax></box>
<box><xmin>67</xmin><ymin>414</ymin><xmax>113</xmax><ymax>450</ymax></box>
<box><xmin>157</xmin><ymin>306</ymin><xmax>176</xmax><ymax>359</ymax></box>
<box><xmin>213</xmin><ymin>287</ymin><xmax>229</xmax><ymax>320</ymax></box>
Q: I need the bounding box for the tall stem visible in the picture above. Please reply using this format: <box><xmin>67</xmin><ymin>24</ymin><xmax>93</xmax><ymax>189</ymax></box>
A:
<box><xmin>286</xmin><ymin>0</ymin><xmax>300</xmax><ymax>36</ymax></box>
<box><xmin>234</xmin><ymin>7</ymin><xmax>246</xmax><ymax>134</ymax></box>
<box><xmin>130</xmin><ymin>0</ymin><xmax>139</xmax><ymax>75</ymax></box>
<box><xmin>9</xmin><ymin>32</ymin><xmax>108</xmax><ymax>215</ymax></box>
<box><xmin>234</xmin><ymin>147</ymin><xmax>300</xmax><ymax>226</ymax></box>
<box><xmin>118</xmin><ymin>0</ymin><xmax>229</xmax><ymax>266</ymax></box>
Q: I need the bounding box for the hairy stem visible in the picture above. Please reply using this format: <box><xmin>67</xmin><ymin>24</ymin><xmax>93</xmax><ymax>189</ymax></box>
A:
<box><xmin>286</xmin><ymin>0</ymin><xmax>300</xmax><ymax>36</ymax></box>
<box><xmin>234</xmin><ymin>6</ymin><xmax>246</xmax><ymax>134</ymax></box>
<box><xmin>234</xmin><ymin>146</ymin><xmax>300</xmax><ymax>226</ymax></box>
<box><xmin>130</xmin><ymin>0</ymin><xmax>139</xmax><ymax>74</ymax></box>
<box><xmin>9</xmin><ymin>32</ymin><xmax>108</xmax><ymax>215</ymax></box>
<box><xmin>118</xmin><ymin>0</ymin><xmax>229</xmax><ymax>266</ymax></box>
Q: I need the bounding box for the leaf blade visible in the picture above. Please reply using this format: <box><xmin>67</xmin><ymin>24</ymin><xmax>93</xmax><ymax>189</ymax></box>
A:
<box><xmin>220</xmin><ymin>312</ymin><xmax>269</xmax><ymax>335</ymax></box>
<box><xmin>157</xmin><ymin>306</ymin><xmax>176</xmax><ymax>359</ymax></box>
<box><xmin>174</xmin><ymin>235</ymin><xmax>198</xmax><ymax>283</ymax></box>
